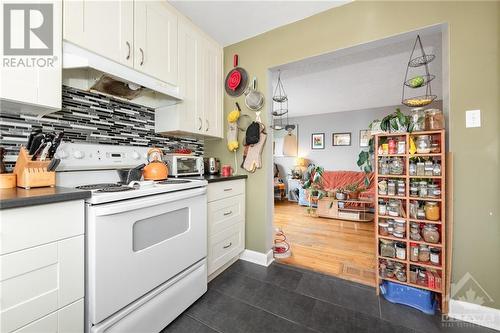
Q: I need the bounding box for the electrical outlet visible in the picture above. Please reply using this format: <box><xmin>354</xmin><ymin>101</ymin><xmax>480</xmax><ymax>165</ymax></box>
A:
<box><xmin>465</xmin><ymin>110</ymin><xmax>481</xmax><ymax>128</ymax></box>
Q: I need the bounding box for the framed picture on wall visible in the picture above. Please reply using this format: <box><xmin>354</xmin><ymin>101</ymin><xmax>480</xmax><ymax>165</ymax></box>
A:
<box><xmin>311</xmin><ymin>133</ymin><xmax>325</xmax><ymax>150</ymax></box>
<box><xmin>332</xmin><ymin>133</ymin><xmax>351</xmax><ymax>146</ymax></box>
<box><xmin>359</xmin><ymin>129</ymin><xmax>371</xmax><ymax>147</ymax></box>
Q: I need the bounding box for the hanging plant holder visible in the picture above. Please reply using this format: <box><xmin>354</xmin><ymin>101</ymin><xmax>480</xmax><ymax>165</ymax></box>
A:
<box><xmin>272</xmin><ymin>70</ymin><xmax>289</xmax><ymax>130</ymax></box>
<box><xmin>402</xmin><ymin>35</ymin><xmax>437</xmax><ymax>108</ymax></box>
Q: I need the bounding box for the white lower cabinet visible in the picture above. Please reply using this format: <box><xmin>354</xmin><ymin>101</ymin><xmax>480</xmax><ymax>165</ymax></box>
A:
<box><xmin>0</xmin><ymin>201</ymin><xmax>85</xmax><ymax>333</ymax></box>
<box><xmin>207</xmin><ymin>180</ymin><xmax>246</xmax><ymax>277</ymax></box>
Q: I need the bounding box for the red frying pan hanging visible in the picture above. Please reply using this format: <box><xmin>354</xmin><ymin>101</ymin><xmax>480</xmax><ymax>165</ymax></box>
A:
<box><xmin>225</xmin><ymin>54</ymin><xmax>248</xmax><ymax>97</ymax></box>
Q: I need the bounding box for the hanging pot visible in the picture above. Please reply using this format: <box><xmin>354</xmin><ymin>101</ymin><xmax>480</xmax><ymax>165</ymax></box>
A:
<box><xmin>225</xmin><ymin>54</ymin><xmax>248</xmax><ymax>97</ymax></box>
<box><xmin>245</xmin><ymin>77</ymin><xmax>264</xmax><ymax>111</ymax></box>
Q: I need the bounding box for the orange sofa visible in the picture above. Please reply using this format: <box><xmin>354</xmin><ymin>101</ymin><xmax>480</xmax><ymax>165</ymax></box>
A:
<box><xmin>321</xmin><ymin>170</ymin><xmax>375</xmax><ymax>200</ymax></box>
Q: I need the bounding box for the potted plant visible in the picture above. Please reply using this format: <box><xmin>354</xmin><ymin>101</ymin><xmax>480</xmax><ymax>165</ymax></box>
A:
<box><xmin>335</xmin><ymin>187</ymin><xmax>347</xmax><ymax>200</ymax></box>
<box><xmin>302</xmin><ymin>165</ymin><xmax>325</xmax><ymax>215</ymax></box>
<box><xmin>345</xmin><ymin>181</ymin><xmax>365</xmax><ymax>200</ymax></box>
<box><xmin>380</xmin><ymin>108</ymin><xmax>411</xmax><ymax>133</ymax></box>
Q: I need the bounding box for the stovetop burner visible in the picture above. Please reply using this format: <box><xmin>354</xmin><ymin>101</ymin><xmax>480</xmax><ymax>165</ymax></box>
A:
<box><xmin>156</xmin><ymin>179</ymin><xmax>192</xmax><ymax>184</ymax></box>
<box><xmin>98</xmin><ymin>186</ymin><xmax>134</xmax><ymax>193</ymax></box>
<box><xmin>76</xmin><ymin>183</ymin><xmax>121</xmax><ymax>190</ymax></box>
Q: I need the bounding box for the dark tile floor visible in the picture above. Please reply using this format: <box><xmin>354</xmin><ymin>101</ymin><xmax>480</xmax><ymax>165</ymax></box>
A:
<box><xmin>162</xmin><ymin>260</ymin><xmax>497</xmax><ymax>333</ymax></box>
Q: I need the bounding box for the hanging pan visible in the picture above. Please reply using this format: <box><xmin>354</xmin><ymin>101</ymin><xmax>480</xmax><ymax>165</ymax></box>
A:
<box><xmin>245</xmin><ymin>77</ymin><xmax>264</xmax><ymax>111</ymax></box>
<box><xmin>225</xmin><ymin>54</ymin><xmax>248</xmax><ymax>97</ymax></box>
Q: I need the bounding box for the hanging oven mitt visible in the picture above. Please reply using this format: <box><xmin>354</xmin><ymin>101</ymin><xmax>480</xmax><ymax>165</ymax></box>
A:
<box><xmin>242</xmin><ymin>123</ymin><xmax>267</xmax><ymax>173</ymax></box>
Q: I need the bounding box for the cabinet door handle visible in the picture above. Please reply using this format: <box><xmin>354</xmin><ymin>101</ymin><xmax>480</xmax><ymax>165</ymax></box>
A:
<box><xmin>139</xmin><ymin>48</ymin><xmax>144</xmax><ymax>65</ymax></box>
<box><xmin>198</xmin><ymin>117</ymin><xmax>203</xmax><ymax>130</ymax></box>
<box><xmin>223</xmin><ymin>188</ymin><xmax>232</xmax><ymax>192</ymax></box>
<box><xmin>205</xmin><ymin>120</ymin><xmax>209</xmax><ymax>132</ymax></box>
<box><xmin>223</xmin><ymin>211</ymin><xmax>232</xmax><ymax>216</ymax></box>
<box><xmin>126</xmin><ymin>41</ymin><xmax>131</xmax><ymax>60</ymax></box>
<box><xmin>223</xmin><ymin>242</ymin><xmax>232</xmax><ymax>249</ymax></box>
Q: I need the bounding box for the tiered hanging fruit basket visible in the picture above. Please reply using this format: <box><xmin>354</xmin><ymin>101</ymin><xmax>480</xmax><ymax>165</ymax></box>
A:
<box><xmin>402</xmin><ymin>35</ymin><xmax>437</xmax><ymax>108</ymax></box>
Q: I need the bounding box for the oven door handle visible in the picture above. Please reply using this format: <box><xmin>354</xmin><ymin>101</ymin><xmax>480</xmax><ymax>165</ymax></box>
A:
<box><xmin>91</xmin><ymin>187</ymin><xmax>207</xmax><ymax>216</ymax></box>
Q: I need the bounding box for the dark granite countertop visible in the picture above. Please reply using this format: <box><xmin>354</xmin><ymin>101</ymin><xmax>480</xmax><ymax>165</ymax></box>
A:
<box><xmin>189</xmin><ymin>174</ymin><xmax>248</xmax><ymax>183</ymax></box>
<box><xmin>0</xmin><ymin>186</ymin><xmax>91</xmax><ymax>210</ymax></box>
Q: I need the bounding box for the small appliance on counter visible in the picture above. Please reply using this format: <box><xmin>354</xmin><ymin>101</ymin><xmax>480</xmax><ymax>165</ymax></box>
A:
<box><xmin>143</xmin><ymin>148</ymin><xmax>168</xmax><ymax>180</ymax></box>
<box><xmin>164</xmin><ymin>154</ymin><xmax>204</xmax><ymax>177</ymax></box>
<box><xmin>204</xmin><ymin>157</ymin><xmax>220</xmax><ymax>175</ymax></box>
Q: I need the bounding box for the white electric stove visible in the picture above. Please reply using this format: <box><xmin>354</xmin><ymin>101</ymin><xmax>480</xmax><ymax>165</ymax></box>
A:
<box><xmin>55</xmin><ymin>143</ymin><xmax>208</xmax><ymax>333</ymax></box>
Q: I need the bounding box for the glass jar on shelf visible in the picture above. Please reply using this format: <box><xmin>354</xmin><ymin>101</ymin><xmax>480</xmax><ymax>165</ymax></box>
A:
<box><xmin>379</xmin><ymin>222</ymin><xmax>389</xmax><ymax>236</ymax></box>
<box><xmin>424</xmin><ymin>201</ymin><xmax>440</xmax><ymax>221</ymax></box>
<box><xmin>380</xmin><ymin>158</ymin><xmax>390</xmax><ymax>175</ymax></box>
<box><xmin>409</xmin><ymin>161</ymin><xmax>416</xmax><ymax>176</ymax></box>
<box><xmin>388</xmin><ymin>200</ymin><xmax>401</xmax><ymax>217</ymax></box>
<box><xmin>410</xmin><ymin>243</ymin><xmax>419</xmax><ymax>262</ymax></box>
<box><xmin>409</xmin><ymin>267</ymin><xmax>418</xmax><ymax>283</ymax></box>
<box><xmin>378</xmin><ymin>201</ymin><xmax>387</xmax><ymax>216</ymax></box>
<box><xmin>410</xmin><ymin>182</ymin><xmax>419</xmax><ymax>197</ymax></box>
<box><xmin>422</xmin><ymin>224</ymin><xmax>440</xmax><ymax>243</ymax></box>
<box><xmin>430</xmin><ymin>248</ymin><xmax>441</xmax><ymax>265</ymax></box>
<box><xmin>380</xmin><ymin>240</ymin><xmax>396</xmax><ymax>258</ymax></box>
<box><xmin>425</xmin><ymin>109</ymin><xmax>444</xmax><ymax>130</ymax></box>
<box><xmin>396</xmin><ymin>269</ymin><xmax>407</xmax><ymax>282</ymax></box>
<box><xmin>390</xmin><ymin>157</ymin><xmax>404</xmax><ymax>175</ymax></box>
<box><xmin>388</xmin><ymin>180</ymin><xmax>396</xmax><ymax>196</ymax></box>
<box><xmin>433</xmin><ymin>161</ymin><xmax>442</xmax><ymax>176</ymax></box>
<box><xmin>396</xmin><ymin>242</ymin><xmax>406</xmax><ymax>260</ymax></box>
<box><xmin>388</xmin><ymin>138</ymin><xmax>397</xmax><ymax>155</ymax></box>
<box><xmin>428</xmin><ymin>184</ymin><xmax>440</xmax><ymax>198</ymax></box>
<box><xmin>397</xmin><ymin>141</ymin><xmax>406</xmax><ymax>154</ymax></box>
<box><xmin>418</xmin><ymin>245</ymin><xmax>430</xmax><ymax>262</ymax></box>
<box><xmin>378</xmin><ymin>180</ymin><xmax>388</xmax><ymax>195</ymax></box>
<box><xmin>424</xmin><ymin>160</ymin><xmax>434</xmax><ymax>176</ymax></box>
<box><xmin>416</xmin><ymin>161</ymin><xmax>425</xmax><ymax>176</ymax></box>
<box><xmin>417</xmin><ymin>270</ymin><xmax>428</xmax><ymax>286</ymax></box>
<box><xmin>416</xmin><ymin>135</ymin><xmax>431</xmax><ymax>154</ymax></box>
<box><xmin>410</xmin><ymin>108</ymin><xmax>425</xmax><ymax>132</ymax></box>
<box><xmin>397</xmin><ymin>180</ymin><xmax>405</xmax><ymax>196</ymax></box>
<box><xmin>419</xmin><ymin>181</ymin><xmax>428</xmax><ymax>197</ymax></box>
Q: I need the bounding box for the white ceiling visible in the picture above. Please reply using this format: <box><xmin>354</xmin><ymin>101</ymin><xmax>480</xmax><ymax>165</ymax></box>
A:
<box><xmin>270</xmin><ymin>27</ymin><xmax>443</xmax><ymax>117</ymax></box>
<box><xmin>170</xmin><ymin>1</ymin><xmax>350</xmax><ymax>46</ymax></box>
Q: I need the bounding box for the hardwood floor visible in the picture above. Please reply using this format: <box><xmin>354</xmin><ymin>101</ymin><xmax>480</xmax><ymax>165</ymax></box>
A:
<box><xmin>273</xmin><ymin>200</ymin><xmax>376</xmax><ymax>287</ymax></box>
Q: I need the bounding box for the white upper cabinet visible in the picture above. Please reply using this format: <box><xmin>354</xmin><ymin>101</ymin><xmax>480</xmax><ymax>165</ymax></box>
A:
<box><xmin>134</xmin><ymin>1</ymin><xmax>178</xmax><ymax>85</ymax></box>
<box><xmin>63</xmin><ymin>0</ymin><xmax>134</xmax><ymax>67</ymax></box>
<box><xmin>155</xmin><ymin>18</ymin><xmax>223</xmax><ymax>139</ymax></box>
<box><xmin>203</xmin><ymin>38</ymin><xmax>223</xmax><ymax>138</ymax></box>
<box><xmin>0</xmin><ymin>0</ymin><xmax>62</xmax><ymax>116</ymax></box>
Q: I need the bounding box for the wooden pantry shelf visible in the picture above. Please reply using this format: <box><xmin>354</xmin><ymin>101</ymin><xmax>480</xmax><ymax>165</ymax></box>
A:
<box><xmin>409</xmin><ymin>196</ymin><xmax>442</xmax><ymax>202</ymax></box>
<box><xmin>375</xmin><ymin>129</ymin><xmax>449</xmax><ymax>312</ymax></box>
<box><xmin>380</xmin><ymin>276</ymin><xmax>443</xmax><ymax>293</ymax></box>
<box><xmin>379</xmin><ymin>195</ymin><xmax>408</xmax><ymax>200</ymax></box>
<box><xmin>409</xmin><ymin>261</ymin><xmax>443</xmax><ymax>270</ymax></box>
<box><xmin>408</xmin><ymin>218</ymin><xmax>442</xmax><ymax>224</ymax></box>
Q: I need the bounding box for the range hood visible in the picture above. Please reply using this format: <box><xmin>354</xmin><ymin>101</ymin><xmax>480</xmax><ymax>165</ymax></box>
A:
<box><xmin>62</xmin><ymin>42</ymin><xmax>182</xmax><ymax>109</ymax></box>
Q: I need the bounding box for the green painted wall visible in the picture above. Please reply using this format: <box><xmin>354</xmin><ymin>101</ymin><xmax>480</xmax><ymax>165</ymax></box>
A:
<box><xmin>205</xmin><ymin>1</ymin><xmax>500</xmax><ymax>308</ymax></box>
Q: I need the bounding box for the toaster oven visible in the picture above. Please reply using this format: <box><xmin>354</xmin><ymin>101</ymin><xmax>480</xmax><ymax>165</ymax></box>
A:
<box><xmin>164</xmin><ymin>155</ymin><xmax>204</xmax><ymax>177</ymax></box>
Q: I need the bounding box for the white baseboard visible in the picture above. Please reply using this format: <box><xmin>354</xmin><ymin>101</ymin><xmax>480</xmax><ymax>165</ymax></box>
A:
<box><xmin>239</xmin><ymin>249</ymin><xmax>274</xmax><ymax>267</ymax></box>
<box><xmin>448</xmin><ymin>299</ymin><xmax>500</xmax><ymax>331</ymax></box>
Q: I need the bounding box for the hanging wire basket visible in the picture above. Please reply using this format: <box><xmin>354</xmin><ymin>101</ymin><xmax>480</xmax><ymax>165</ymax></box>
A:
<box><xmin>272</xmin><ymin>70</ymin><xmax>289</xmax><ymax>130</ymax></box>
<box><xmin>402</xmin><ymin>35</ymin><xmax>437</xmax><ymax>107</ymax></box>
<box><xmin>408</xmin><ymin>54</ymin><xmax>435</xmax><ymax>67</ymax></box>
<box><xmin>404</xmin><ymin>74</ymin><xmax>435</xmax><ymax>88</ymax></box>
<box><xmin>402</xmin><ymin>94</ymin><xmax>437</xmax><ymax>107</ymax></box>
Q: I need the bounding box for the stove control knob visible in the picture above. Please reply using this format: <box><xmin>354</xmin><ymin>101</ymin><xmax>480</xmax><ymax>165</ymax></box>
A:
<box><xmin>73</xmin><ymin>150</ymin><xmax>85</xmax><ymax>159</ymax></box>
<box><xmin>56</xmin><ymin>150</ymin><xmax>69</xmax><ymax>159</ymax></box>
<box><xmin>131</xmin><ymin>151</ymin><xmax>141</xmax><ymax>160</ymax></box>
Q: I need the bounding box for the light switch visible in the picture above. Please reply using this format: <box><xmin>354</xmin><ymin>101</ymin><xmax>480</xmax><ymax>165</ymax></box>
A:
<box><xmin>465</xmin><ymin>110</ymin><xmax>481</xmax><ymax>128</ymax></box>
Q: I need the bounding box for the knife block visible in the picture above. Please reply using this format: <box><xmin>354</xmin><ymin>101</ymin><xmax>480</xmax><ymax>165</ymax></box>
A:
<box><xmin>13</xmin><ymin>147</ymin><xmax>56</xmax><ymax>189</ymax></box>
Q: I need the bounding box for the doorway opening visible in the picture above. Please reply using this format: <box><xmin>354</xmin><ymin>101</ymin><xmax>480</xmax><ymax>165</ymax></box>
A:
<box><xmin>269</xmin><ymin>24</ymin><xmax>448</xmax><ymax>287</ymax></box>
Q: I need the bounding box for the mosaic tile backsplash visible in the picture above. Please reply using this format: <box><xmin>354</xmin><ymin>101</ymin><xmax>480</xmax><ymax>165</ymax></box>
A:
<box><xmin>0</xmin><ymin>86</ymin><xmax>203</xmax><ymax>170</ymax></box>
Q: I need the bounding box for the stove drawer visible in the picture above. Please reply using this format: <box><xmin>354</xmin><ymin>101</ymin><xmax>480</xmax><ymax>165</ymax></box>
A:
<box><xmin>208</xmin><ymin>194</ymin><xmax>245</xmax><ymax>236</ymax></box>
<box><xmin>207</xmin><ymin>179</ymin><xmax>245</xmax><ymax>202</ymax></box>
<box><xmin>208</xmin><ymin>222</ymin><xmax>244</xmax><ymax>275</ymax></box>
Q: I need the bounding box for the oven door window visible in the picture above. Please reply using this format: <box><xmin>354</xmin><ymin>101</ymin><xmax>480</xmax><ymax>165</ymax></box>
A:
<box><xmin>176</xmin><ymin>158</ymin><xmax>198</xmax><ymax>174</ymax></box>
<box><xmin>133</xmin><ymin>208</ymin><xmax>189</xmax><ymax>251</ymax></box>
